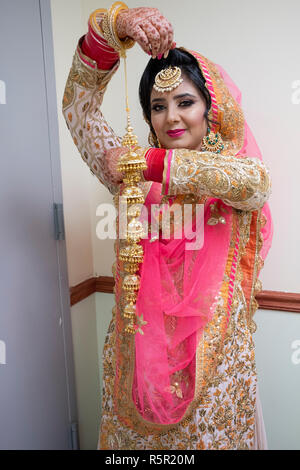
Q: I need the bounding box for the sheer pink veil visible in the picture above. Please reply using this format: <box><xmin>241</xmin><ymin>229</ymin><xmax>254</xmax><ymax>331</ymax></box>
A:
<box><xmin>134</xmin><ymin>190</ymin><xmax>232</xmax><ymax>424</ymax></box>
<box><xmin>128</xmin><ymin>54</ymin><xmax>273</xmax><ymax>425</ymax></box>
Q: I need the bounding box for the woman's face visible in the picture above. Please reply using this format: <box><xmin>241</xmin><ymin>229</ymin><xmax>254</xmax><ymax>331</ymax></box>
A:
<box><xmin>150</xmin><ymin>74</ymin><xmax>208</xmax><ymax>150</ymax></box>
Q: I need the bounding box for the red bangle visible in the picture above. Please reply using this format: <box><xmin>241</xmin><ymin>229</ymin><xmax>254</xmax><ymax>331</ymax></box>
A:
<box><xmin>143</xmin><ymin>148</ymin><xmax>166</xmax><ymax>183</ymax></box>
<box><xmin>81</xmin><ymin>22</ymin><xmax>119</xmax><ymax>70</ymax></box>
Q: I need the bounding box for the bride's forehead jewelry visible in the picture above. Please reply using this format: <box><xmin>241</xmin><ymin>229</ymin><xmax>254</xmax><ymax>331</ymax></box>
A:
<box><xmin>153</xmin><ymin>66</ymin><xmax>183</xmax><ymax>93</ymax></box>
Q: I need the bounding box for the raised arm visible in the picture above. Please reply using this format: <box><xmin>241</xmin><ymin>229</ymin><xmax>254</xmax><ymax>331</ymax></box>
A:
<box><xmin>62</xmin><ymin>6</ymin><xmax>175</xmax><ymax>195</ymax></box>
<box><xmin>62</xmin><ymin>9</ymin><xmax>122</xmax><ymax>195</ymax></box>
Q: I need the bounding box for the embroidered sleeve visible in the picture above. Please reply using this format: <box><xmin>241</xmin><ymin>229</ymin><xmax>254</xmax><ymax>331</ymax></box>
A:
<box><xmin>164</xmin><ymin>149</ymin><xmax>271</xmax><ymax>211</ymax></box>
<box><xmin>62</xmin><ymin>37</ymin><xmax>122</xmax><ymax>195</ymax></box>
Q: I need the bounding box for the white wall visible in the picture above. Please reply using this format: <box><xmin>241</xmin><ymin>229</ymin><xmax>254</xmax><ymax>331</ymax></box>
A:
<box><xmin>70</xmin><ymin>295</ymin><xmax>100</xmax><ymax>450</ymax></box>
<box><xmin>52</xmin><ymin>0</ymin><xmax>300</xmax><ymax>288</ymax></box>
<box><xmin>255</xmin><ymin>310</ymin><xmax>300</xmax><ymax>450</ymax></box>
<box><xmin>50</xmin><ymin>0</ymin><xmax>300</xmax><ymax>449</ymax></box>
<box><xmin>50</xmin><ymin>0</ymin><xmax>94</xmax><ymax>286</ymax></box>
<box><xmin>82</xmin><ymin>0</ymin><xmax>300</xmax><ymax>291</ymax></box>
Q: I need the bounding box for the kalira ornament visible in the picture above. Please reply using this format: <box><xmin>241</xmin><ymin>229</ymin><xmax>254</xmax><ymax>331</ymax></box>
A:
<box><xmin>119</xmin><ymin>244</ymin><xmax>144</xmax><ymax>264</ymax></box>
<box><xmin>120</xmin><ymin>184</ymin><xmax>145</xmax><ymax>204</ymax></box>
<box><xmin>123</xmin><ymin>274</ymin><xmax>140</xmax><ymax>292</ymax></box>
<box><xmin>123</xmin><ymin>302</ymin><xmax>136</xmax><ymax>319</ymax></box>
<box><xmin>120</xmin><ymin>244</ymin><xmax>144</xmax><ymax>274</ymax></box>
<box><xmin>116</xmin><ymin>49</ymin><xmax>147</xmax><ymax>334</ymax></box>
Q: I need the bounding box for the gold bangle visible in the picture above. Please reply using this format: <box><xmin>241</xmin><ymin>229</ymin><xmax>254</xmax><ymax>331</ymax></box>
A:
<box><xmin>102</xmin><ymin>2</ymin><xmax>135</xmax><ymax>57</ymax></box>
<box><xmin>101</xmin><ymin>12</ymin><xmax>118</xmax><ymax>51</ymax></box>
<box><xmin>109</xmin><ymin>2</ymin><xmax>135</xmax><ymax>51</ymax></box>
<box><xmin>89</xmin><ymin>8</ymin><xmax>107</xmax><ymax>36</ymax></box>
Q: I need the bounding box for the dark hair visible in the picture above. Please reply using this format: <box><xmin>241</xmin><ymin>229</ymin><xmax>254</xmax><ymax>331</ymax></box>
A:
<box><xmin>139</xmin><ymin>48</ymin><xmax>214</xmax><ymax>136</ymax></box>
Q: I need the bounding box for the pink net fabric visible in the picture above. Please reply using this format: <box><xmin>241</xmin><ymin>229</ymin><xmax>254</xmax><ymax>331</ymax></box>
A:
<box><xmin>134</xmin><ymin>187</ymin><xmax>232</xmax><ymax>424</ymax></box>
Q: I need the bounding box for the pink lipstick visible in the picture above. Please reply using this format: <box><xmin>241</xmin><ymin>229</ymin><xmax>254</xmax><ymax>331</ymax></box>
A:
<box><xmin>167</xmin><ymin>129</ymin><xmax>186</xmax><ymax>138</ymax></box>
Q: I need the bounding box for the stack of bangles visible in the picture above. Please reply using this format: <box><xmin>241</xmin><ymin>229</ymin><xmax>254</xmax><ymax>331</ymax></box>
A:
<box><xmin>81</xmin><ymin>2</ymin><xmax>135</xmax><ymax>69</ymax></box>
<box><xmin>143</xmin><ymin>148</ymin><xmax>166</xmax><ymax>184</ymax></box>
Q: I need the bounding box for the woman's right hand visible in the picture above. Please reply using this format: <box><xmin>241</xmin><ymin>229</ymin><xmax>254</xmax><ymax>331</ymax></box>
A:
<box><xmin>116</xmin><ymin>7</ymin><xmax>175</xmax><ymax>58</ymax></box>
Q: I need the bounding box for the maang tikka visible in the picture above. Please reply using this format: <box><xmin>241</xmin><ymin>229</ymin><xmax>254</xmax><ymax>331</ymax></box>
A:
<box><xmin>153</xmin><ymin>66</ymin><xmax>183</xmax><ymax>93</ymax></box>
<box><xmin>145</xmin><ymin>66</ymin><xmax>183</xmax><ymax>147</ymax></box>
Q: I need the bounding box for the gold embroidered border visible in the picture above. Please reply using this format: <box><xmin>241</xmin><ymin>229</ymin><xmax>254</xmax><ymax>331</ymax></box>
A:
<box><xmin>186</xmin><ymin>51</ymin><xmax>245</xmax><ymax>156</ymax></box>
<box><xmin>161</xmin><ymin>149</ymin><xmax>172</xmax><ymax>195</ymax></box>
<box><xmin>249</xmin><ymin>209</ymin><xmax>264</xmax><ymax>323</ymax></box>
<box><xmin>206</xmin><ymin>56</ymin><xmax>245</xmax><ymax>155</ymax></box>
<box><xmin>238</xmin><ymin>208</ymin><xmax>264</xmax><ymax>331</ymax></box>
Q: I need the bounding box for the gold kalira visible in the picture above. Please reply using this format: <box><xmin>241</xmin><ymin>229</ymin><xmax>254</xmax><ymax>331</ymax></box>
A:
<box><xmin>123</xmin><ymin>274</ymin><xmax>140</xmax><ymax>292</ymax></box>
<box><xmin>120</xmin><ymin>184</ymin><xmax>145</xmax><ymax>204</ymax></box>
<box><xmin>125</xmin><ymin>291</ymin><xmax>138</xmax><ymax>303</ymax></box>
<box><xmin>117</xmin><ymin>106</ymin><xmax>147</xmax><ymax>336</ymax></box>
<box><xmin>153</xmin><ymin>66</ymin><xmax>183</xmax><ymax>93</ymax></box>
<box><xmin>122</xmin><ymin>275</ymin><xmax>140</xmax><ymax>334</ymax></box>
<box><xmin>119</xmin><ymin>244</ymin><xmax>144</xmax><ymax>264</ymax></box>
<box><xmin>124</xmin><ymin>263</ymin><xmax>140</xmax><ymax>274</ymax></box>
<box><xmin>127</xmin><ymin>219</ymin><xmax>144</xmax><ymax>242</ymax></box>
<box><xmin>123</xmin><ymin>303</ymin><xmax>136</xmax><ymax>319</ymax></box>
<box><xmin>125</xmin><ymin>323</ymin><xmax>136</xmax><ymax>335</ymax></box>
<box><xmin>110</xmin><ymin>3</ymin><xmax>147</xmax><ymax>334</ymax></box>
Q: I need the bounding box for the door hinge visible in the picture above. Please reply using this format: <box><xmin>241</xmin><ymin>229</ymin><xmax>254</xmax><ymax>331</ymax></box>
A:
<box><xmin>53</xmin><ymin>203</ymin><xmax>65</xmax><ymax>240</ymax></box>
<box><xmin>70</xmin><ymin>421</ymin><xmax>79</xmax><ymax>450</ymax></box>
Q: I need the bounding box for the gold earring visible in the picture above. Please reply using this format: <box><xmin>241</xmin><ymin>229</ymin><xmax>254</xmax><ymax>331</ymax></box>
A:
<box><xmin>148</xmin><ymin>130</ymin><xmax>161</xmax><ymax>148</ymax></box>
<box><xmin>201</xmin><ymin>127</ymin><xmax>224</xmax><ymax>153</ymax></box>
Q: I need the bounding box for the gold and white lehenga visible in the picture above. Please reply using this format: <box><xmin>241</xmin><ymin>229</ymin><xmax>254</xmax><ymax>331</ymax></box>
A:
<box><xmin>62</xmin><ymin>40</ymin><xmax>272</xmax><ymax>450</ymax></box>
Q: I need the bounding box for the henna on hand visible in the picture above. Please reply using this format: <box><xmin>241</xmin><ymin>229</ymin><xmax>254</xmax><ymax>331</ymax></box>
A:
<box><xmin>116</xmin><ymin>7</ymin><xmax>175</xmax><ymax>57</ymax></box>
<box><xmin>104</xmin><ymin>147</ymin><xmax>127</xmax><ymax>184</ymax></box>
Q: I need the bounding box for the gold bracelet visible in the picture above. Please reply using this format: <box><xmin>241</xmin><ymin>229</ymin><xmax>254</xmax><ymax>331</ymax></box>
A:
<box><xmin>102</xmin><ymin>2</ymin><xmax>135</xmax><ymax>57</ymax></box>
<box><xmin>109</xmin><ymin>2</ymin><xmax>135</xmax><ymax>51</ymax></box>
<box><xmin>89</xmin><ymin>8</ymin><xmax>106</xmax><ymax>36</ymax></box>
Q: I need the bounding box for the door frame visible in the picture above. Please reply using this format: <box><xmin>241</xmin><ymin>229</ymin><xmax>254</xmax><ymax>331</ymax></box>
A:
<box><xmin>40</xmin><ymin>0</ymin><xmax>78</xmax><ymax>444</ymax></box>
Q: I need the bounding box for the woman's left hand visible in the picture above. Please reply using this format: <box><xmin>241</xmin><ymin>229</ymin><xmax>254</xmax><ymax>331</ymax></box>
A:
<box><xmin>116</xmin><ymin>7</ymin><xmax>175</xmax><ymax>58</ymax></box>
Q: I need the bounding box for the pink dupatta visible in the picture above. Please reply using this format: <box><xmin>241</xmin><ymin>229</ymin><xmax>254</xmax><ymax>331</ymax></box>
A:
<box><xmin>115</xmin><ymin>50</ymin><xmax>273</xmax><ymax>427</ymax></box>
